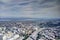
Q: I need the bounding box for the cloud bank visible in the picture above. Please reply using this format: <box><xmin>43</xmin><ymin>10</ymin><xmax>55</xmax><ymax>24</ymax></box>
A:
<box><xmin>0</xmin><ymin>0</ymin><xmax>60</xmax><ymax>18</ymax></box>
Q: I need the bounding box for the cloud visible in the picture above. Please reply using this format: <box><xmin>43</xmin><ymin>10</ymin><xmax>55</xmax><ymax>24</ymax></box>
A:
<box><xmin>0</xmin><ymin>0</ymin><xmax>12</xmax><ymax>3</ymax></box>
<box><xmin>0</xmin><ymin>0</ymin><xmax>60</xmax><ymax>18</ymax></box>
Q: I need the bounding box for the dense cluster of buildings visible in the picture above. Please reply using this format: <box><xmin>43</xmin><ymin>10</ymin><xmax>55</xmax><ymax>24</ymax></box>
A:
<box><xmin>0</xmin><ymin>21</ymin><xmax>60</xmax><ymax>40</ymax></box>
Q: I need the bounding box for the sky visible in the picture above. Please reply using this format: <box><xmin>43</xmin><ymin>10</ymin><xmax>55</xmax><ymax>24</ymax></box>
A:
<box><xmin>0</xmin><ymin>0</ymin><xmax>60</xmax><ymax>18</ymax></box>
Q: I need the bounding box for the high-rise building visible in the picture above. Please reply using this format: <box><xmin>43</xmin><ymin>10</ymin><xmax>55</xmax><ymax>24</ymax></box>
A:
<box><xmin>0</xmin><ymin>34</ymin><xmax>3</xmax><ymax>40</ymax></box>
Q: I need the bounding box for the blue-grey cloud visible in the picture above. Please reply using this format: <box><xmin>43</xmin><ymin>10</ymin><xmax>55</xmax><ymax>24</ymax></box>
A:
<box><xmin>0</xmin><ymin>0</ymin><xmax>60</xmax><ymax>18</ymax></box>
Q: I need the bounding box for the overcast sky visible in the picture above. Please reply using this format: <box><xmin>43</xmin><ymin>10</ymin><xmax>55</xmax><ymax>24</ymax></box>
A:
<box><xmin>0</xmin><ymin>0</ymin><xmax>60</xmax><ymax>18</ymax></box>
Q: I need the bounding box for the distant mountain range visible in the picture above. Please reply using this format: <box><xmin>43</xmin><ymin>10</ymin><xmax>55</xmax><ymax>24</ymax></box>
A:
<box><xmin>0</xmin><ymin>18</ymin><xmax>37</xmax><ymax>21</ymax></box>
<box><xmin>0</xmin><ymin>18</ymin><xmax>60</xmax><ymax>21</ymax></box>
